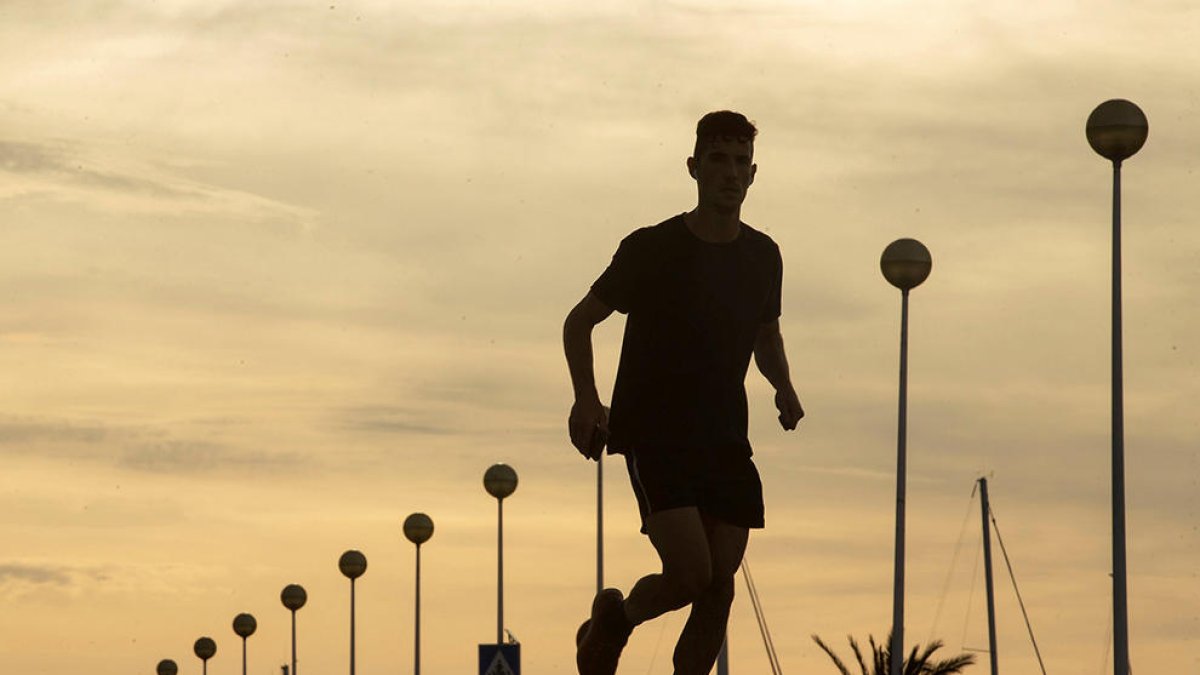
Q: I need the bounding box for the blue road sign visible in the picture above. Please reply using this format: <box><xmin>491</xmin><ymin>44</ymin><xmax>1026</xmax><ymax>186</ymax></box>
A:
<box><xmin>478</xmin><ymin>643</ymin><xmax>520</xmax><ymax>675</ymax></box>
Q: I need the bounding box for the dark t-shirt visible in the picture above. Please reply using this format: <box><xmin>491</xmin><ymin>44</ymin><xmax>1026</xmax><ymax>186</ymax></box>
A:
<box><xmin>591</xmin><ymin>214</ymin><xmax>783</xmax><ymax>455</ymax></box>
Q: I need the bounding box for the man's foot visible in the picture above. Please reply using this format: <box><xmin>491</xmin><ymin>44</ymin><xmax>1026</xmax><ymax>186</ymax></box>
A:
<box><xmin>576</xmin><ymin>588</ymin><xmax>633</xmax><ymax>675</ymax></box>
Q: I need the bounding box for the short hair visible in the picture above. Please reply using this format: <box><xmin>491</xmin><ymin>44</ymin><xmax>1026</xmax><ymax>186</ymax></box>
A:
<box><xmin>693</xmin><ymin>110</ymin><xmax>757</xmax><ymax>158</ymax></box>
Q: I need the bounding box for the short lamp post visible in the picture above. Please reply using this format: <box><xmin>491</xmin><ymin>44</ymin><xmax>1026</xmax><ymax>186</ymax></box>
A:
<box><xmin>483</xmin><ymin>463</ymin><xmax>518</xmax><ymax>645</ymax></box>
<box><xmin>1086</xmin><ymin>98</ymin><xmax>1148</xmax><ymax>675</ymax></box>
<box><xmin>404</xmin><ymin>512</ymin><xmax>435</xmax><ymax>675</ymax></box>
<box><xmin>232</xmin><ymin>613</ymin><xmax>257</xmax><ymax>675</ymax></box>
<box><xmin>193</xmin><ymin>637</ymin><xmax>217</xmax><ymax>675</ymax></box>
<box><xmin>880</xmin><ymin>237</ymin><xmax>933</xmax><ymax>675</ymax></box>
<box><xmin>281</xmin><ymin>584</ymin><xmax>308</xmax><ymax>675</ymax></box>
<box><xmin>156</xmin><ymin>658</ymin><xmax>178</xmax><ymax>675</ymax></box>
<box><xmin>339</xmin><ymin>549</ymin><xmax>368</xmax><ymax>675</ymax></box>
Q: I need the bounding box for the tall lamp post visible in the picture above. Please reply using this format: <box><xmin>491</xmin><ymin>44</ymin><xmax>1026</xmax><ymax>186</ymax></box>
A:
<box><xmin>156</xmin><ymin>658</ymin><xmax>178</xmax><ymax>675</ymax></box>
<box><xmin>232</xmin><ymin>613</ymin><xmax>257</xmax><ymax>675</ymax></box>
<box><xmin>193</xmin><ymin>637</ymin><xmax>216</xmax><ymax>675</ymax></box>
<box><xmin>403</xmin><ymin>512</ymin><xmax>435</xmax><ymax>675</ymax></box>
<box><xmin>339</xmin><ymin>549</ymin><xmax>368</xmax><ymax>675</ymax></box>
<box><xmin>281</xmin><ymin>584</ymin><xmax>308</xmax><ymax>675</ymax></box>
<box><xmin>1086</xmin><ymin>98</ymin><xmax>1148</xmax><ymax>675</ymax></box>
<box><xmin>483</xmin><ymin>463</ymin><xmax>518</xmax><ymax>645</ymax></box>
<box><xmin>880</xmin><ymin>237</ymin><xmax>933</xmax><ymax>675</ymax></box>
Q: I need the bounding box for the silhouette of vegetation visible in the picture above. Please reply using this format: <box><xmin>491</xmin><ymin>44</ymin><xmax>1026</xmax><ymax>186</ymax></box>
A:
<box><xmin>811</xmin><ymin>631</ymin><xmax>976</xmax><ymax>675</ymax></box>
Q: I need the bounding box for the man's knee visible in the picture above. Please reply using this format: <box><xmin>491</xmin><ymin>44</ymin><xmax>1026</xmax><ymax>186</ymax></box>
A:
<box><xmin>662</xmin><ymin>563</ymin><xmax>713</xmax><ymax>608</ymax></box>
<box><xmin>704</xmin><ymin>572</ymin><xmax>736</xmax><ymax>607</ymax></box>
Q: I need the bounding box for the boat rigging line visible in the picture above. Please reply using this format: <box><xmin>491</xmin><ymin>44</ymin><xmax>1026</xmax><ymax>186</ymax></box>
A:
<box><xmin>988</xmin><ymin>500</ymin><xmax>1049</xmax><ymax>675</ymax></box>
<box><xmin>742</xmin><ymin>556</ymin><xmax>783</xmax><ymax>675</ymax></box>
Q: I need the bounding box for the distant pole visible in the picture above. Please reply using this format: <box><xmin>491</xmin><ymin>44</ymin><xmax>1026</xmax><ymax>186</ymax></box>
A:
<box><xmin>156</xmin><ymin>658</ymin><xmax>178</xmax><ymax>675</ymax></box>
<box><xmin>880</xmin><ymin>238</ymin><xmax>932</xmax><ymax>675</ymax></box>
<box><xmin>1086</xmin><ymin>98</ymin><xmax>1148</xmax><ymax>675</ymax></box>
<box><xmin>193</xmin><ymin>637</ymin><xmax>216</xmax><ymax>675</ymax></box>
<box><xmin>339</xmin><ymin>550</ymin><xmax>368</xmax><ymax>675</ymax></box>
<box><xmin>404</xmin><ymin>512</ymin><xmax>435</xmax><ymax>675</ymax></box>
<box><xmin>281</xmin><ymin>584</ymin><xmax>308</xmax><ymax>675</ymax></box>
<box><xmin>979</xmin><ymin>478</ymin><xmax>999</xmax><ymax>675</ymax></box>
<box><xmin>717</xmin><ymin>637</ymin><xmax>729</xmax><ymax>675</ymax></box>
<box><xmin>484</xmin><ymin>463</ymin><xmax>519</xmax><ymax>645</ymax></box>
<box><xmin>232</xmin><ymin>613</ymin><xmax>257</xmax><ymax>675</ymax></box>
<box><xmin>597</xmin><ymin>455</ymin><xmax>604</xmax><ymax>595</ymax></box>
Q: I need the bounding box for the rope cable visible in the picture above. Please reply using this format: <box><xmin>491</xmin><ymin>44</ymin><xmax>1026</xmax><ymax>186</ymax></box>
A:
<box><xmin>1099</xmin><ymin>605</ymin><xmax>1111</xmax><ymax>675</ymax></box>
<box><xmin>644</xmin><ymin>604</ymin><xmax>672</xmax><ymax>674</ymax></box>
<box><xmin>929</xmin><ymin>485</ymin><xmax>979</xmax><ymax>645</ymax></box>
<box><xmin>741</xmin><ymin>557</ymin><xmax>783</xmax><ymax>675</ymax></box>
<box><xmin>961</xmin><ymin>522</ymin><xmax>983</xmax><ymax>651</ymax></box>
<box><xmin>989</xmin><ymin>505</ymin><xmax>1049</xmax><ymax>675</ymax></box>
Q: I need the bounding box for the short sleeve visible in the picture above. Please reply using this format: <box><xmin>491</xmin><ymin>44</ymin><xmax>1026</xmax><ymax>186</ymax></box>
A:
<box><xmin>590</xmin><ymin>234</ymin><xmax>642</xmax><ymax>314</ymax></box>
<box><xmin>761</xmin><ymin>244</ymin><xmax>782</xmax><ymax>322</ymax></box>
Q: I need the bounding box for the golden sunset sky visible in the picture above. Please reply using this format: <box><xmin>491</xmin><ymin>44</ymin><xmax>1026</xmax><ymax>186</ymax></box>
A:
<box><xmin>1</xmin><ymin>1</ymin><xmax>1197</xmax><ymax>673</ymax></box>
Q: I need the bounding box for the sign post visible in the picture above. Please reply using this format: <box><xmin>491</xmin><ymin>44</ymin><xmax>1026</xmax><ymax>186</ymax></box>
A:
<box><xmin>478</xmin><ymin>644</ymin><xmax>520</xmax><ymax>675</ymax></box>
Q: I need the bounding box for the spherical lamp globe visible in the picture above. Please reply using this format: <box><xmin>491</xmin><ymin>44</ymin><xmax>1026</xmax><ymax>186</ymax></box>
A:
<box><xmin>232</xmin><ymin>613</ymin><xmax>257</xmax><ymax>639</ymax></box>
<box><xmin>281</xmin><ymin>583</ymin><xmax>308</xmax><ymax>611</ymax></box>
<box><xmin>338</xmin><ymin>549</ymin><xmax>368</xmax><ymax>579</ymax></box>
<box><xmin>483</xmin><ymin>463</ymin><xmax>518</xmax><ymax>499</ymax></box>
<box><xmin>403</xmin><ymin>512</ymin><xmax>435</xmax><ymax>545</ymax></box>
<box><xmin>193</xmin><ymin>637</ymin><xmax>217</xmax><ymax>660</ymax></box>
<box><xmin>880</xmin><ymin>238</ymin><xmax>932</xmax><ymax>291</ymax></box>
<box><xmin>1086</xmin><ymin>99</ymin><xmax>1148</xmax><ymax>162</ymax></box>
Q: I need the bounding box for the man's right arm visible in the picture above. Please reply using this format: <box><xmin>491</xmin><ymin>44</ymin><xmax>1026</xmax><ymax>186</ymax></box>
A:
<box><xmin>563</xmin><ymin>292</ymin><xmax>615</xmax><ymax>459</ymax></box>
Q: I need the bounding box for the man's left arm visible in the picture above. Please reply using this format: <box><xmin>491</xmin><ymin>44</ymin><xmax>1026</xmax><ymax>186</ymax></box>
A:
<box><xmin>754</xmin><ymin>319</ymin><xmax>804</xmax><ymax>430</ymax></box>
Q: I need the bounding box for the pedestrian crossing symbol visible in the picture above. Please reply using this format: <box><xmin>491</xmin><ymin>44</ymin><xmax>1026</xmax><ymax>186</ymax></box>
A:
<box><xmin>478</xmin><ymin>643</ymin><xmax>520</xmax><ymax>675</ymax></box>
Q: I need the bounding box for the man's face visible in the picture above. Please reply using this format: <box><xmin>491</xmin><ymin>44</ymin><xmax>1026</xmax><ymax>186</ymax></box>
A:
<box><xmin>688</xmin><ymin>136</ymin><xmax>756</xmax><ymax>213</ymax></box>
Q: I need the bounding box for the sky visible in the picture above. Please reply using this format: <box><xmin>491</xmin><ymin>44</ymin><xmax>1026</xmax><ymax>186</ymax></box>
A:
<box><xmin>1</xmin><ymin>0</ymin><xmax>1198</xmax><ymax>673</ymax></box>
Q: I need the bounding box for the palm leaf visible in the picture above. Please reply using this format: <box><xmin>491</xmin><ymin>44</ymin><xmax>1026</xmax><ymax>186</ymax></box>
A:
<box><xmin>812</xmin><ymin>634</ymin><xmax>854</xmax><ymax>675</ymax></box>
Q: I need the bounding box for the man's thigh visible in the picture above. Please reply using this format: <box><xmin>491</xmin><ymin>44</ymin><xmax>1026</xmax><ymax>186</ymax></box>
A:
<box><xmin>643</xmin><ymin>508</ymin><xmax>749</xmax><ymax>581</ymax></box>
<box><xmin>701</xmin><ymin>513</ymin><xmax>749</xmax><ymax>579</ymax></box>
<box><xmin>644</xmin><ymin>507</ymin><xmax>711</xmax><ymax>577</ymax></box>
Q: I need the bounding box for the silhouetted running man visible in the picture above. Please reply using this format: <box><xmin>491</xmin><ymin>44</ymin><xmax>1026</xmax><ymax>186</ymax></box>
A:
<box><xmin>563</xmin><ymin>110</ymin><xmax>804</xmax><ymax>675</ymax></box>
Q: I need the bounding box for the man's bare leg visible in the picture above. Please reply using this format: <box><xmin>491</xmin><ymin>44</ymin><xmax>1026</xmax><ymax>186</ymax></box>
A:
<box><xmin>622</xmin><ymin>507</ymin><xmax>714</xmax><ymax>626</ymax></box>
<box><xmin>672</xmin><ymin>516</ymin><xmax>748</xmax><ymax>675</ymax></box>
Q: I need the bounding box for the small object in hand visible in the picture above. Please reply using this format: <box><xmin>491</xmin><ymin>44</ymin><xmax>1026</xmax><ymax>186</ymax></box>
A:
<box><xmin>588</xmin><ymin>423</ymin><xmax>608</xmax><ymax>460</ymax></box>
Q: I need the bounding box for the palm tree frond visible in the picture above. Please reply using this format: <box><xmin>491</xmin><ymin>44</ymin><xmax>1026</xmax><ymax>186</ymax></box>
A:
<box><xmin>848</xmin><ymin>636</ymin><xmax>870</xmax><ymax>675</ymax></box>
<box><xmin>812</xmin><ymin>634</ymin><xmax>855</xmax><ymax>675</ymax></box>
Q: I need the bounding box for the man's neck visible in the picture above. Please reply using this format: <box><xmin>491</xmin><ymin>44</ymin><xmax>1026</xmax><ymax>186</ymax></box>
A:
<box><xmin>684</xmin><ymin>207</ymin><xmax>741</xmax><ymax>243</ymax></box>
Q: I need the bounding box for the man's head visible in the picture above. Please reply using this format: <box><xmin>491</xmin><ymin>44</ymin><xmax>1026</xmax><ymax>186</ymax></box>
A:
<box><xmin>691</xmin><ymin>110</ymin><xmax>757</xmax><ymax>161</ymax></box>
<box><xmin>688</xmin><ymin>111</ymin><xmax>757</xmax><ymax>214</ymax></box>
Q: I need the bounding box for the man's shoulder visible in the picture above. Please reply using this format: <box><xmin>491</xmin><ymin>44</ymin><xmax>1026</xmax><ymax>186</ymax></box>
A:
<box><xmin>624</xmin><ymin>214</ymin><xmax>684</xmax><ymax>241</ymax></box>
<box><xmin>617</xmin><ymin>214</ymin><xmax>686</xmax><ymax>252</ymax></box>
<box><xmin>738</xmin><ymin>222</ymin><xmax>781</xmax><ymax>255</ymax></box>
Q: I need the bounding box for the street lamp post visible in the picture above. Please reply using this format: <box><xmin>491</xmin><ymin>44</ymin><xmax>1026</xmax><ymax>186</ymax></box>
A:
<box><xmin>281</xmin><ymin>584</ymin><xmax>308</xmax><ymax>675</ymax></box>
<box><xmin>1086</xmin><ymin>98</ymin><xmax>1148</xmax><ymax>675</ymax></box>
<box><xmin>483</xmin><ymin>463</ymin><xmax>519</xmax><ymax>645</ymax></box>
<box><xmin>156</xmin><ymin>658</ymin><xmax>178</xmax><ymax>675</ymax></box>
<box><xmin>403</xmin><ymin>513</ymin><xmax>435</xmax><ymax>675</ymax></box>
<box><xmin>193</xmin><ymin>637</ymin><xmax>216</xmax><ymax>675</ymax></box>
<box><xmin>339</xmin><ymin>550</ymin><xmax>368</xmax><ymax>675</ymax></box>
<box><xmin>232</xmin><ymin>613</ymin><xmax>257</xmax><ymax>675</ymax></box>
<box><xmin>880</xmin><ymin>237</ymin><xmax>933</xmax><ymax>675</ymax></box>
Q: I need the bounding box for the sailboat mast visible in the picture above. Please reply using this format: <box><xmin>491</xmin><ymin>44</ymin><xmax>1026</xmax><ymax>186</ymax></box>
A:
<box><xmin>979</xmin><ymin>477</ymin><xmax>999</xmax><ymax>675</ymax></box>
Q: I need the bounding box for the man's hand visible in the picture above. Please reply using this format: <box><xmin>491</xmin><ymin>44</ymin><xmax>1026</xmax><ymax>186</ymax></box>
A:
<box><xmin>569</xmin><ymin>398</ymin><xmax>610</xmax><ymax>460</ymax></box>
<box><xmin>774</xmin><ymin>387</ymin><xmax>804</xmax><ymax>431</ymax></box>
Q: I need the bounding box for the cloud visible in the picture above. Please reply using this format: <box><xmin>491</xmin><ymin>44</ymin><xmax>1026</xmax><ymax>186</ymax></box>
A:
<box><xmin>337</xmin><ymin>405</ymin><xmax>456</xmax><ymax>436</ymax></box>
<box><xmin>0</xmin><ymin>415</ymin><xmax>306</xmax><ymax>476</ymax></box>
<box><xmin>0</xmin><ymin>140</ymin><xmax>197</xmax><ymax>199</ymax></box>
<box><xmin>0</xmin><ymin>563</ymin><xmax>74</xmax><ymax>587</ymax></box>
<box><xmin>119</xmin><ymin>439</ymin><xmax>304</xmax><ymax>474</ymax></box>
